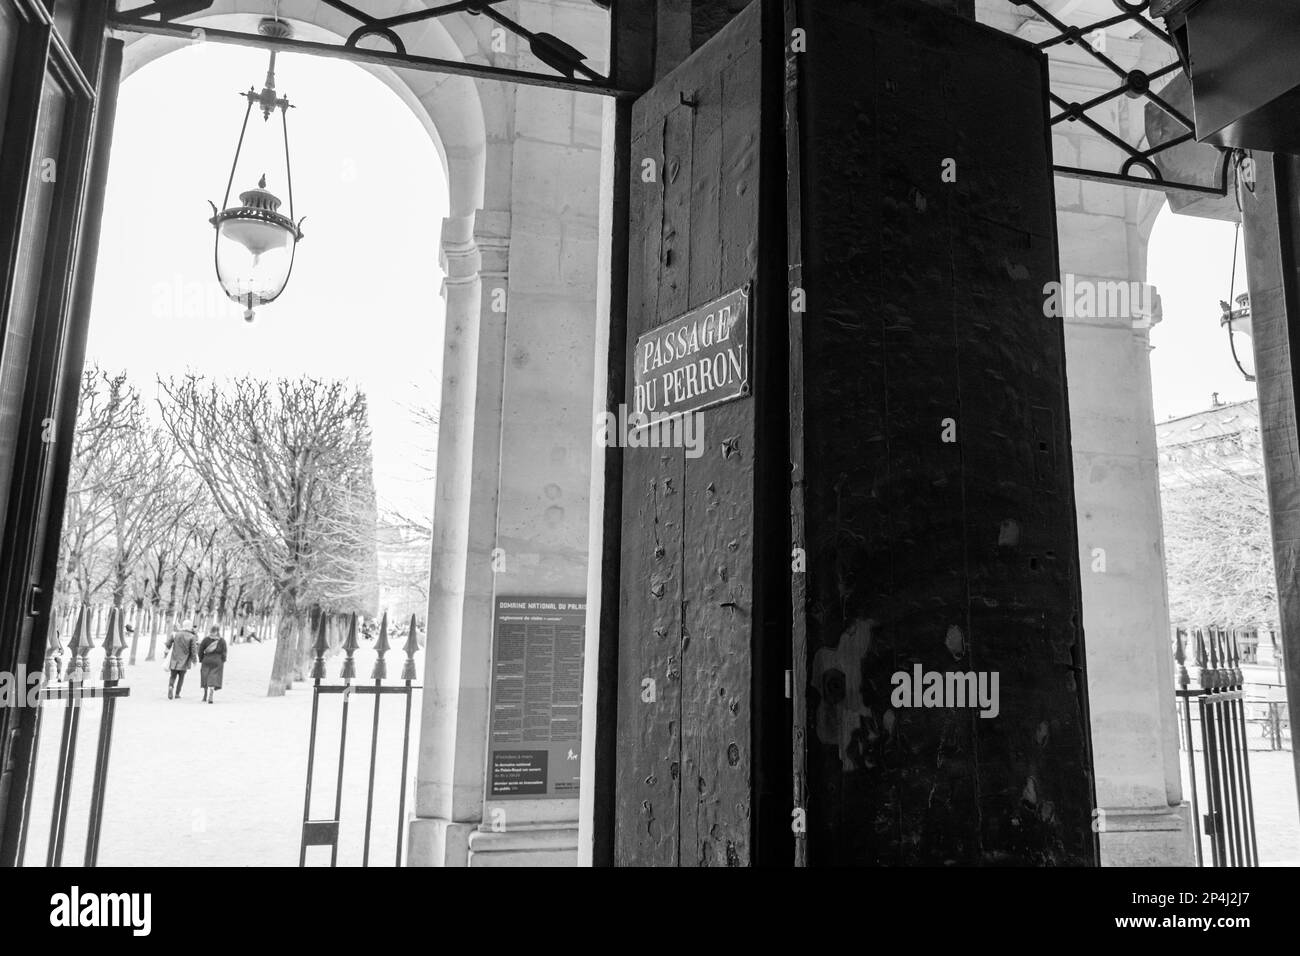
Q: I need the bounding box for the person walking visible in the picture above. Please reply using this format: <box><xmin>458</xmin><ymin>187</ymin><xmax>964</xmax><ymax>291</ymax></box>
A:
<box><xmin>198</xmin><ymin>625</ymin><xmax>228</xmax><ymax>704</ymax></box>
<box><xmin>165</xmin><ymin>619</ymin><xmax>197</xmax><ymax>699</ymax></box>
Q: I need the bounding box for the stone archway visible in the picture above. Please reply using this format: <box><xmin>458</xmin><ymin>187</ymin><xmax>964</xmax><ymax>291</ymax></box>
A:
<box><xmin>117</xmin><ymin>0</ymin><xmax>611</xmax><ymax>867</ymax></box>
<box><xmin>117</xmin><ymin>2</ymin><xmax>504</xmax><ymax>860</ymax></box>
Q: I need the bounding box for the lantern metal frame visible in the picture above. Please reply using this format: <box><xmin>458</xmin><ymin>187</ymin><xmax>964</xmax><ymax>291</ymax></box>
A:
<box><xmin>207</xmin><ymin>32</ymin><xmax>306</xmax><ymax>319</ymax></box>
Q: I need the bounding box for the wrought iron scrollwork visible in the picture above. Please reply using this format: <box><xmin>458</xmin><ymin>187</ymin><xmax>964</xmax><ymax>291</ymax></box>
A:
<box><xmin>112</xmin><ymin>0</ymin><xmax>622</xmax><ymax>97</ymax></box>
<box><xmin>1012</xmin><ymin>0</ymin><xmax>1230</xmax><ymax>196</ymax></box>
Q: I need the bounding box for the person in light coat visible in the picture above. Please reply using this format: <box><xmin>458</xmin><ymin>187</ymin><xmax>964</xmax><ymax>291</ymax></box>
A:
<box><xmin>165</xmin><ymin>619</ymin><xmax>198</xmax><ymax>699</ymax></box>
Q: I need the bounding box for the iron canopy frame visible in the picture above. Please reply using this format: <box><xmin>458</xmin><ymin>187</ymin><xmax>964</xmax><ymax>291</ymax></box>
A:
<box><xmin>1011</xmin><ymin>0</ymin><xmax>1230</xmax><ymax>197</ymax></box>
<box><xmin>110</xmin><ymin>0</ymin><xmax>631</xmax><ymax>98</ymax></box>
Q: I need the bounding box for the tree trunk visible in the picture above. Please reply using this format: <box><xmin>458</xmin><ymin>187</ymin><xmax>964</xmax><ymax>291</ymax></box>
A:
<box><xmin>112</xmin><ymin>565</ymin><xmax>127</xmax><ymax>611</ymax></box>
<box><xmin>128</xmin><ymin>618</ymin><xmax>141</xmax><ymax>665</ymax></box>
<box><xmin>145</xmin><ymin>607</ymin><xmax>162</xmax><ymax>662</ymax></box>
<box><xmin>229</xmin><ymin>582</ymin><xmax>245</xmax><ymax>632</ymax></box>
<box><xmin>268</xmin><ymin>602</ymin><xmax>302</xmax><ymax>697</ymax></box>
<box><xmin>217</xmin><ymin>573</ymin><xmax>230</xmax><ymax>622</ymax></box>
<box><xmin>166</xmin><ymin>573</ymin><xmax>178</xmax><ymax>619</ymax></box>
<box><xmin>292</xmin><ymin>615</ymin><xmax>317</xmax><ymax>682</ymax></box>
<box><xmin>180</xmin><ymin>566</ymin><xmax>195</xmax><ymax>614</ymax></box>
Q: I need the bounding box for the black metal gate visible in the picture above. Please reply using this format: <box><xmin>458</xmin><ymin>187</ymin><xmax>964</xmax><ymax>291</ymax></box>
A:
<box><xmin>18</xmin><ymin>607</ymin><xmax>130</xmax><ymax>866</ymax></box>
<box><xmin>299</xmin><ymin>611</ymin><xmax>420</xmax><ymax>867</ymax></box>
<box><xmin>1175</xmin><ymin>627</ymin><xmax>1259</xmax><ymax>867</ymax></box>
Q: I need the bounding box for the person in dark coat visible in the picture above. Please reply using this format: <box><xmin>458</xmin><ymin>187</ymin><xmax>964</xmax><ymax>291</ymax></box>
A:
<box><xmin>198</xmin><ymin>626</ymin><xmax>228</xmax><ymax>704</ymax></box>
<box><xmin>165</xmin><ymin>620</ymin><xmax>197</xmax><ymax>699</ymax></box>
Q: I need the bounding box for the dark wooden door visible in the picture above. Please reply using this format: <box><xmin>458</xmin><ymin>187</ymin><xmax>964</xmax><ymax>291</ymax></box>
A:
<box><xmin>613</xmin><ymin>0</ymin><xmax>1097</xmax><ymax>868</ymax></box>
<box><xmin>787</xmin><ymin>0</ymin><xmax>1097</xmax><ymax>866</ymax></box>
<box><xmin>614</xmin><ymin>0</ymin><xmax>790</xmax><ymax>867</ymax></box>
<box><xmin>0</xmin><ymin>0</ymin><xmax>118</xmax><ymax>863</ymax></box>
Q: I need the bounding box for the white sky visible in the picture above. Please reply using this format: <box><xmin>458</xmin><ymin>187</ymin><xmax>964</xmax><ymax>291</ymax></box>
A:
<box><xmin>88</xmin><ymin>42</ymin><xmax>447</xmax><ymax>521</ymax></box>
<box><xmin>1148</xmin><ymin>203</ymin><xmax>1256</xmax><ymax>420</ymax></box>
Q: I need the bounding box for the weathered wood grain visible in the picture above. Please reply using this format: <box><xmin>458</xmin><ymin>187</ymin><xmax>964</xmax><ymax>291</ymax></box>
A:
<box><xmin>616</xmin><ymin>1</ymin><xmax>768</xmax><ymax>868</ymax></box>
<box><xmin>792</xmin><ymin>0</ymin><xmax>1095</xmax><ymax>866</ymax></box>
<box><xmin>615</xmin><ymin>107</ymin><xmax>684</xmax><ymax>866</ymax></box>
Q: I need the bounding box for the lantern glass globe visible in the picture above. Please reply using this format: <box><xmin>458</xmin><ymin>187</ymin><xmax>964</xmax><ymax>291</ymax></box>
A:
<box><xmin>211</xmin><ymin>178</ymin><xmax>300</xmax><ymax>316</ymax></box>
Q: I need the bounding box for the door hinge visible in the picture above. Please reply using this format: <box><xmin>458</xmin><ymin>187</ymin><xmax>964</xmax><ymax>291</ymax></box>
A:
<box><xmin>784</xmin><ymin>669</ymin><xmax>792</xmax><ymax>699</ymax></box>
<box><xmin>27</xmin><ymin>585</ymin><xmax>42</xmax><ymax>617</ymax></box>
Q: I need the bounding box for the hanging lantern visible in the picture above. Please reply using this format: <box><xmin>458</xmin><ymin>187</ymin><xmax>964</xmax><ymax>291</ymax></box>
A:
<box><xmin>208</xmin><ymin>18</ymin><xmax>304</xmax><ymax>322</ymax></box>
<box><xmin>1218</xmin><ymin>292</ymin><xmax>1255</xmax><ymax>382</ymax></box>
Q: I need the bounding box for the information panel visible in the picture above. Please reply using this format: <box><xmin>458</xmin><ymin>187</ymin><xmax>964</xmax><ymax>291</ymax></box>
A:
<box><xmin>487</xmin><ymin>596</ymin><xmax>585</xmax><ymax>800</ymax></box>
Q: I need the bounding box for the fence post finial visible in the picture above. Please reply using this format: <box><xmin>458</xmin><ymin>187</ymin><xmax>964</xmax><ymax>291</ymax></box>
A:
<box><xmin>310</xmin><ymin>612</ymin><xmax>329</xmax><ymax>681</ymax></box>
<box><xmin>401</xmin><ymin>614</ymin><xmax>419</xmax><ymax>682</ymax></box>
<box><xmin>340</xmin><ymin>612</ymin><xmax>359</xmax><ymax>681</ymax></box>
<box><xmin>46</xmin><ymin>611</ymin><xmax>70</xmax><ymax>682</ymax></box>
<box><xmin>371</xmin><ymin>611</ymin><xmax>390</xmax><ymax>680</ymax></box>
<box><xmin>1226</xmin><ymin>630</ymin><xmax>1243</xmax><ymax>685</ymax></box>
<box><xmin>69</xmin><ymin>607</ymin><xmax>94</xmax><ymax>683</ymax></box>
<box><xmin>1194</xmin><ymin>628</ymin><xmax>1208</xmax><ymax>689</ymax></box>
<box><xmin>1174</xmin><ymin>628</ymin><xmax>1189</xmax><ymax>690</ymax></box>
<box><xmin>102</xmin><ymin>607</ymin><xmax>127</xmax><ymax>683</ymax></box>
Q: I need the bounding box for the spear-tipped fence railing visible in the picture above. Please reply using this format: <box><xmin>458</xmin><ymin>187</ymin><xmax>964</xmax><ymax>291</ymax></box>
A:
<box><xmin>299</xmin><ymin>611</ymin><xmax>421</xmax><ymax>866</ymax></box>
<box><xmin>1174</xmin><ymin>627</ymin><xmax>1259</xmax><ymax>867</ymax></box>
<box><xmin>18</xmin><ymin>606</ymin><xmax>131</xmax><ymax>867</ymax></box>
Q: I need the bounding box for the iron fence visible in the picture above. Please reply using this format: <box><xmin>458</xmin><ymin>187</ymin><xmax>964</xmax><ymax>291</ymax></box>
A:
<box><xmin>1174</xmin><ymin>627</ymin><xmax>1259</xmax><ymax>867</ymax></box>
<box><xmin>299</xmin><ymin>611</ymin><xmax>421</xmax><ymax>867</ymax></box>
<box><xmin>18</xmin><ymin>606</ymin><xmax>130</xmax><ymax>866</ymax></box>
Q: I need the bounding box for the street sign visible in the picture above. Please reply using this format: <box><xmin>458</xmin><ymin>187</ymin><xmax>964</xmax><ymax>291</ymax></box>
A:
<box><xmin>632</xmin><ymin>283</ymin><xmax>751</xmax><ymax>424</ymax></box>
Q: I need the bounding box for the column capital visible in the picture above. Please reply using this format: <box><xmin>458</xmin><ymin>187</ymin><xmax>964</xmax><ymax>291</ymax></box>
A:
<box><xmin>1055</xmin><ymin>273</ymin><xmax>1163</xmax><ymax>332</ymax></box>
<box><xmin>440</xmin><ymin>211</ymin><xmax>512</xmax><ymax>283</ymax></box>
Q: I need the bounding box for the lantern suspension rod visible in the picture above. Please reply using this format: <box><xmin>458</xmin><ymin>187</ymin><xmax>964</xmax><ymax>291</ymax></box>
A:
<box><xmin>265</xmin><ymin>48</ymin><xmax>277</xmax><ymax>100</ymax></box>
<box><xmin>282</xmin><ymin>104</ymin><xmax>296</xmax><ymax>227</ymax></box>
<box><xmin>221</xmin><ymin>95</ymin><xmax>255</xmax><ymax>214</ymax></box>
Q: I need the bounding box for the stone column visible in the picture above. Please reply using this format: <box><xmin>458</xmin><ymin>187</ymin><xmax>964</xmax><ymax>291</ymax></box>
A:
<box><xmin>407</xmin><ymin>213</ymin><xmax>511</xmax><ymax>866</ymax></box>
<box><xmin>410</xmin><ymin>0</ymin><xmax>609</xmax><ymax>866</ymax></box>
<box><xmin>1062</xmin><ymin>285</ymin><xmax>1193</xmax><ymax>865</ymax></box>
<box><xmin>1015</xmin><ymin>17</ymin><xmax>1196</xmax><ymax>865</ymax></box>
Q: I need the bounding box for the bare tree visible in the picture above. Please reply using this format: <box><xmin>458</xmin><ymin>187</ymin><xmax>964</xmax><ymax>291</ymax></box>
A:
<box><xmin>136</xmin><ymin>466</ymin><xmax>207</xmax><ymax>661</ymax></box>
<box><xmin>107</xmin><ymin>422</ymin><xmax>188</xmax><ymax>610</ymax></box>
<box><xmin>158</xmin><ymin>375</ymin><xmax>379</xmax><ymax>696</ymax></box>
<box><xmin>1161</xmin><ymin>437</ymin><xmax>1277</xmax><ymax>629</ymax></box>
<box><xmin>56</xmin><ymin>367</ymin><xmax>139</xmax><ymax>611</ymax></box>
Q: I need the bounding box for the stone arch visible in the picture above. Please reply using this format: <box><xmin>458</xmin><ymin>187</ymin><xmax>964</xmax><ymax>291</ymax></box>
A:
<box><xmin>114</xmin><ymin>2</ymin><xmax>612</xmax><ymax>866</ymax></box>
<box><xmin>115</xmin><ymin>7</ymin><xmax>515</xmax><ymax>841</ymax></box>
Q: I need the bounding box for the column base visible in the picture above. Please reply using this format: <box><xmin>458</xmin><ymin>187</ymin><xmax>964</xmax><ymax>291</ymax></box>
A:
<box><xmin>405</xmin><ymin>819</ymin><xmax>578</xmax><ymax>866</ymax></box>
<box><xmin>467</xmin><ymin>824</ymin><xmax>578</xmax><ymax>867</ymax></box>
<box><xmin>405</xmin><ymin>818</ymin><xmax>476</xmax><ymax>867</ymax></box>
<box><xmin>1099</xmin><ymin>803</ymin><xmax>1196</xmax><ymax>866</ymax></box>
